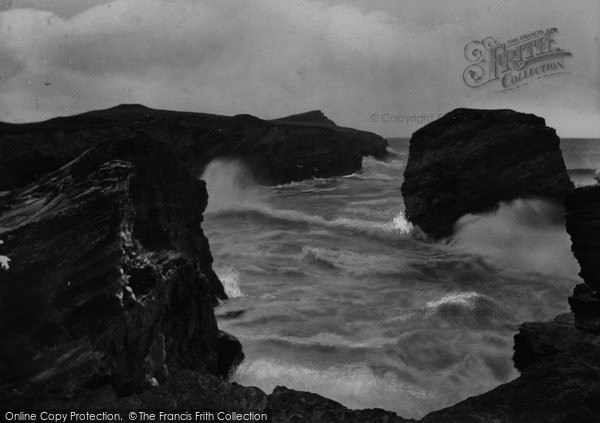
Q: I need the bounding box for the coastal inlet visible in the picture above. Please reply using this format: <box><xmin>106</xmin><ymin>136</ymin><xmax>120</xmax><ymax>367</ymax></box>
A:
<box><xmin>205</xmin><ymin>138</ymin><xmax>597</xmax><ymax>419</ymax></box>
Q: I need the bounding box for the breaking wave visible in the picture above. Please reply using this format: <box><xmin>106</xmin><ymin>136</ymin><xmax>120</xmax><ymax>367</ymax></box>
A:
<box><xmin>232</xmin><ymin>358</ymin><xmax>431</xmax><ymax>416</ymax></box>
<box><xmin>202</xmin><ymin>159</ymin><xmax>412</xmax><ymax>241</ymax></box>
<box><xmin>215</xmin><ymin>265</ymin><xmax>247</xmax><ymax>298</ymax></box>
<box><xmin>450</xmin><ymin>198</ymin><xmax>580</xmax><ymax>279</ymax></box>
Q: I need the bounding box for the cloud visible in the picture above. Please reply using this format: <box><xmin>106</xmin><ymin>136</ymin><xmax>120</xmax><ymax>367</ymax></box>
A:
<box><xmin>0</xmin><ymin>0</ymin><xmax>598</xmax><ymax>137</ymax></box>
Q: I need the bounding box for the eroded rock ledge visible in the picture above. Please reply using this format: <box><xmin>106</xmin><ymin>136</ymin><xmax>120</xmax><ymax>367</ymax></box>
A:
<box><xmin>0</xmin><ymin>104</ymin><xmax>389</xmax><ymax>191</ymax></box>
<box><xmin>401</xmin><ymin>108</ymin><xmax>573</xmax><ymax>239</ymax></box>
<box><xmin>0</xmin><ymin>133</ymin><xmax>239</xmax><ymax>405</ymax></box>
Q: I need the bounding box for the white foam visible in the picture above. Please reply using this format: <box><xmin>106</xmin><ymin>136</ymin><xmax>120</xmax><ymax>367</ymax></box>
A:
<box><xmin>384</xmin><ymin>211</ymin><xmax>414</xmax><ymax>234</ymax></box>
<box><xmin>244</xmin><ymin>332</ymin><xmax>393</xmax><ymax>349</ymax></box>
<box><xmin>425</xmin><ymin>292</ymin><xmax>481</xmax><ymax>309</ymax></box>
<box><xmin>211</xmin><ymin>203</ymin><xmax>413</xmax><ymax>242</ymax></box>
<box><xmin>201</xmin><ymin>159</ymin><xmax>265</xmax><ymax>213</ymax></box>
<box><xmin>451</xmin><ymin>198</ymin><xmax>581</xmax><ymax>279</ymax></box>
<box><xmin>216</xmin><ymin>265</ymin><xmax>247</xmax><ymax>298</ymax></box>
<box><xmin>0</xmin><ymin>255</ymin><xmax>10</xmax><ymax>270</ymax></box>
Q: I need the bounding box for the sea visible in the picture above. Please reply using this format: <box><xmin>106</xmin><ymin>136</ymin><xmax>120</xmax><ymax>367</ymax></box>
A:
<box><xmin>203</xmin><ymin>138</ymin><xmax>600</xmax><ymax>419</ymax></box>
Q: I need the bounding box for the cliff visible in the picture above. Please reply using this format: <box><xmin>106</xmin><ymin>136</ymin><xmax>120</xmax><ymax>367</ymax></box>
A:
<box><xmin>0</xmin><ymin>104</ymin><xmax>389</xmax><ymax>191</ymax></box>
<box><xmin>401</xmin><ymin>108</ymin><xmax>573</xmax><ymax>239</ymax></box>
<box><xmin>0</xmin><ymin>132</ymin><xmax>240</xmax><ymax>405</ymax></box>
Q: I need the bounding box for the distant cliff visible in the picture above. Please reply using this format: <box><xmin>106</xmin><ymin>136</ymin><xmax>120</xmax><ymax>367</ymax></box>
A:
<box><xmin>401</xmin><ymin>108</ymin><xmax>573</xmax><ymax>239</ymax></box>
<box><xmin>0</xmin><ymin>104</ymin><xmax>389</xmax><ymax>190</ymax></box>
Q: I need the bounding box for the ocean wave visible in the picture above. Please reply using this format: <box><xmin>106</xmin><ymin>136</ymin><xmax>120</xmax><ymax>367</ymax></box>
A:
<box><xmin>299</xmin><ymin>246</ymin><xmax>406</xmax><ymax>275</ymax></box>
<box><xmin>567</xmin><ymin>167</ymin><xmax>600</xmax><ymax>187</ymax></box>
<box><xmin>215</xmin><ymin>265</ymin><xmax>247</xmax><ymax>298</ymax></box>
<box><xmin>342</xmin><ymin>156</ymin><xmax>404</xmax><ymax>181</ymax></box>
<box><xmin>450</xmin><ymin>198</ymin><xmax>581</xmax><ymax>279</ymax></box>
<box><xmin>419</xmin><ymin>292</ymin><xmax>509</xmax><ymax>328</ymax></box>
<box><xmin>209</xmin><ymin>204</ymin><xmax>413</xmax><ymax>242</ymax></box>
<box><xmin>357</xmin><ymin>156</ymin><xmax>404</xmax><ymax>181</ymax></box>
<box><xmin>243</xmin><ymin>332</ymin><xmax>393</xmax><ymax>350</ymax></box>
<box><xmin>385</xmin><ymin>146</ymin><xmax>405</xmax><ymax>158</ymax></box>
<box><xmin>425</xmin><ymin>292</ymin><xmax>483</xmax><ymax>309</ymax></box>
<box><xmin>300</xmin><ymin>246</ymin><xmax>340</xmax><ymax>270</ymax></box>
<box><xmin>231</xmin><ymin>358</ymin><xmax>431</xmax><ymax>416</ymax></box>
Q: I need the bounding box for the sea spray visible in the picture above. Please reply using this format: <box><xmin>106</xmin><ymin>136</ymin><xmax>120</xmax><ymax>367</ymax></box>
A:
<box><xmin>216</xmin><ymin>265</ymin><xmax>247</xmax><ymax>298</ymax></box>
<box><xmin>450</xmin><ymin>198</ymin><xmax>580</xmax><ymax>279</ymax></box>
<box><xmin>201</xmin><ymin>159</ymin><xmax>264</xmax><ymax>212</ymax></box>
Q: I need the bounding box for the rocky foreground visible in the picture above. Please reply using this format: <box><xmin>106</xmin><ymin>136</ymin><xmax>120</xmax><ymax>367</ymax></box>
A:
<box><xmin>1</xmin><ymin>108</ymin><xmax>599</xmax><ymax>422</ymax></box>
<box><xmin>0</xmin><ymin>104</ymin><xmax>389</xmax><ymax>191</ymax></box>
<box><xmin>401</xmin><ymin>108</ymin><xmax>573</xmax><ymax>239</ymax></box>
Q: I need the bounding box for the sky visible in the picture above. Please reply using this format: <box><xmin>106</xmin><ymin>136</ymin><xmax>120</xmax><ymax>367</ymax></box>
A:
<box><xmin>0</xmin><ymin>0</ymin><xmax>598</xmax><ymax>137</ymax></box>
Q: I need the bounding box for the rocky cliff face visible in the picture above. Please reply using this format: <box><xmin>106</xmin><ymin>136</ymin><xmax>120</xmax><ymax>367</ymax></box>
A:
<box><xmin>401</xmin><ymin>108</ymin><xmax>573</xmax><ymax>239</ymax></box>
<box><xmin>0</xmin><ymin>104</ymin><xmax>389</xmax><ymax>191</ymax></box>
<box><xmin>0</xmin><ymin>129</ymin><xmax>409</xmax><ymax>422</ymax></box>
<box><xmin>398</xmin><ymin>109</ymin><xmax>600</xmax><ymax>421</ymax></box>
<box><xmin>565</xmin><ymin>185</ymin><xmax>600</xmax><ymax>291</ymax></box>
<box><xmin>565</xmin><ymin>184</ymin><xmax>600</xmax><ymax>333</ymax></box>
<box><xmin>0</xmin><ymin>132</ymin><xmax>240</xmax><ymax>405</ymax></box>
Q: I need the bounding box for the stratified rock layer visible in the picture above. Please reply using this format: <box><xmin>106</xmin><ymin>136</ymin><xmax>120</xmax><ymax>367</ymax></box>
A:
<box><xmin>0</xmin><ymin>133</ymin><xmax>239</xmax><ymax>404</ymax></box>
<box><xmin>0</xmin><ymin>105</ymin><xmax>389</xmax><ymax>190</ymax></box>
<box><xmin>401</xmin><ymin>108</ymin><xmax>573</xmax><ymax>239</ymax></box>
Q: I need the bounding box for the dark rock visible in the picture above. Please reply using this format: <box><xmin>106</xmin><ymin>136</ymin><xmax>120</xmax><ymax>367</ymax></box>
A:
<box><xmin>565</xmin><ymin>185</ymin><xmax>600</xmax><ymax>332</ymax></box>
<box><xmin>565</xmin><ymin>185</ymin><xmax>600</xmax><ymax>290</ymax></box>
<box><xmin>569</xmin><ymin>284</ymin><xmax>600</xmax><ymax>332</ymax></box>
<box><xmin>266</xmin><ymin>386</ymin><xmax>414</xmax><ymax>423</ymax></box>
<box><xmin>108</xmin><ymin>370</ymin><xmax>268</xmax><ymax>411</ymax></box>
<box><xmin>422</xmin><ymin>343</ymin><xmax>600</xmax><ymax>423</ymax></box>
<box><xmin>513</xmin><ymin>313</ymin><xmax>584</xmax><ymax>371</ymax></box>
<box><xmin>216</xmin><ymin>331</ymin><xmax>244</xmax><ymax>379</ymax></box>
<box><xmin>273</xmin><ymin>110</ymin><xmax>337</xmax><ymax>127</ymax></box>
<box><xmin>0</xmin><ymin>105</ymin><xmax>389</xmax><ymax>190</ymax></box>
<box><xmin>401</xmin><ymin>108</ymin><xmax>573</xmax><ymax>239</ymax></box>
<box><xmin>0</xmin><ymin>133</ymin><xmax>240</xmax><ymax>404</ymax></box>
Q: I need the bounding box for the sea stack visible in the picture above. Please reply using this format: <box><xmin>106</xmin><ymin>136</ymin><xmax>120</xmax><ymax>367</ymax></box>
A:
<box><xmin>401</xmin><ymin>108</ymin><xmax>574</xmax><ymax>239</ymax></box>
